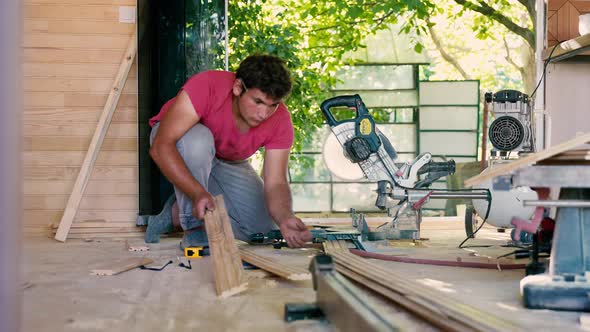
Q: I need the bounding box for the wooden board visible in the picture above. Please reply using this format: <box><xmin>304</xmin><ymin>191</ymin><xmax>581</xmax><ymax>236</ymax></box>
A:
<box><xmin>23</xmin><ymin>123</ymin><xmax>137</xmax><ymax>137</ymax></box>
<box><xmin>54</xmin><ymin>31</ymin><xmax>136</xmax><ymax>242</ymax></box>
<box><xmin>323</xmin><ymin>242</ymin><xmax>524</xmax><ymax>332</ymax></box>
<box><xmin>543</xmin><ymin>33</ymin><xmax>590</xmax><ymax>60</ymax></box>
<box><xmin>90</xmin><ymin>257</ymin><xmax>153</xmax><ymax>276</ymax></box>
<box><xmin>239</xmin><ymin>246</ymin><xmax>311</xmax><ymax>281</ymax></box>
<box><xmin>23</xmin><ymin>107</ymin><xmax>137</xmax><ymax>123</ymax></box>
<box><xmin>24</xmin><ymin>195</ymin><xmax>137</xmax><ymax>210</ymax></box>
<box><xmin>24</xmin><ymin>137</ymin><xmax>137</xmax><ymax>152</ymax></box>
<box><xmin>204</xmin><ymin>195</ymin><xmax>248</xmax><ymax>298</ymax></box>
<box><xmin>23</xmin><ymin>151</ymin><xmax>138</xmax><ymax>167</ymax></box>
<box><xmin>464</xmin><ymin>132</ymin><xmax>590</xmax><ymax>187</ymax></box>
<box><xmin>23</xmin><ymin>166</ymin><xmax>138</xmax><ymax>181</ymax></box>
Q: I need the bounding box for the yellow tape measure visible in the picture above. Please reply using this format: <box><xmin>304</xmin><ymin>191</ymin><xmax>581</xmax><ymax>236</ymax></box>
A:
<box><xmin>184</xmin><ymin>246</ymin><xmax>206</xmax><ymax>259</ymax></box>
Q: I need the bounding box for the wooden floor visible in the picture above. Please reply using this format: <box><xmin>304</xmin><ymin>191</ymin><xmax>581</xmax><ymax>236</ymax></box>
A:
<box><xmin>21</xmin><ymin>218</ymin><xmax>586</xmax><ymax>331</ymax></box>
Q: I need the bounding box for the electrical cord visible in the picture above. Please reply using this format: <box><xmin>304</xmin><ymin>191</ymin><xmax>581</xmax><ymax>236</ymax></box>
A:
<box><xmin>529</xmin><ymin>41</ymin><xmax>563</xmax><ymax>100</ymax></box>
<box><xmin>458</xmin><ymin>188</ymin><xmax>492</xmax><ymax>249</ymax></box>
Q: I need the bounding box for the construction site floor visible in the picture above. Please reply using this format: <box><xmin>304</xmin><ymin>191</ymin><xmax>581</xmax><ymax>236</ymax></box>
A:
<box><xmin>22</xmin><ymin>219</ymin><xmax>586</xmax><ymax>331</ymax></box>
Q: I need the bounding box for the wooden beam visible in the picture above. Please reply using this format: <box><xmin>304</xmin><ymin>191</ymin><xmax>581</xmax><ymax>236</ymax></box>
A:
<box><xmin>542</xmin><ymin>33</ymin><xmax>590</xmax><ymax>62</ymax></box>
<box><xmin>239</xmin><ymin>246</ymin><xmax>311</xmax><ymax>281</ymax></box>
<box><xmin>323</xmin><ymin>242</ymin><xmax>523</xmax><ymax>332</ymax></box>
<box><xmin>464</xmin><ymin>132</ymin><xmax>590</xmax><ymax>187</ymax></box>
<box><xmin>204</xmin><ymin>195</ymin><xmax>248</xmax><ymax>298</ymax></box>
<box><xmin>54</xmin><ymin>31</ymin><xmax>136</xmax><ymax>242</ymax></box>
<box><xmin>90</xmin><ymin>257</ymin><xmax>153</xmax><ymax>276</ymax></box>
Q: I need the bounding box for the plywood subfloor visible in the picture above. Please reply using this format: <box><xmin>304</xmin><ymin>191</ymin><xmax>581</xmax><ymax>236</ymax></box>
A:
<box><xmin>21</xmin><ymin>219</ymin><xmax>586</xmax><ymax>331</ymax></box>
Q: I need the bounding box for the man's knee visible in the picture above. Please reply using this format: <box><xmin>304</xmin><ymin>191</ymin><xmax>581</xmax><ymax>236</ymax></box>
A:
<box><xmin>177</xmin><ymin>124</ymin><xmax>215</xmax><ymax>167</ymax></box>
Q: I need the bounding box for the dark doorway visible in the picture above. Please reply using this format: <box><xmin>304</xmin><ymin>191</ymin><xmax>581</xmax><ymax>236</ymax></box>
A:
<box><xmin>137</xmin><ymin>0</ymin><xmax>225</xmax><ymax>215</ymax></box>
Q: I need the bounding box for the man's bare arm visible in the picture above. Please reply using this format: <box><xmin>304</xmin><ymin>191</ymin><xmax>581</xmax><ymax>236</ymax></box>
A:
<box><xmin>149</xmin><ymin>90</ymin><xmax>214</xmax><ymax>218</ymax></box>
<box><xmin>263</xmin><ymin>149</ymin><xmax>312</xmax><ymax>247</ymax></box>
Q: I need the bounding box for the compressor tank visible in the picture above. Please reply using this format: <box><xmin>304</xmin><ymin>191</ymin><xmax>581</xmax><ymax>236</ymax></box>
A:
<box><xmin>472</xmin><ymin>168</ymin><xmax>538</xmax><ymax>228</ymax></box>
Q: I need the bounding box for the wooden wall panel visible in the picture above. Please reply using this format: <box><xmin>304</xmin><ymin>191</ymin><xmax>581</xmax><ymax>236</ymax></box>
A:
<box><xmin>23</xmin><ymin>166</ymin><xmax>138</xmax><ymax>181</ymax></box>
<box><xmin>23</xmin><ymin>107</ymin><xmax>137</xmax><ymax>123</ymax></box>
<box><xmin>548</xmin><ymin>0</ymin><xmax>590</xmax><ymax>47</ymax></box>
<box><xmin>23</xmin><ymin>0</ymin><xmax>140</xmax><ymax>237</ymax></box>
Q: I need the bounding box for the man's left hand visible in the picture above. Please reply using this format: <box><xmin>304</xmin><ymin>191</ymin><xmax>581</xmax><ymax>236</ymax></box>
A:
<box><xmin>279</xmin><ymin>217</ymin><xmax>312</xmax><ymax>248</ymax></box>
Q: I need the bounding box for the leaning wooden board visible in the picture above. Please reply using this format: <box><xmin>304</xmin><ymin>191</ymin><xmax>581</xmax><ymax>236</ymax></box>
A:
<box><xmin>464</xmin><ymin>132</ymin><xmax>590</xmax><ymax>187</ymax></box>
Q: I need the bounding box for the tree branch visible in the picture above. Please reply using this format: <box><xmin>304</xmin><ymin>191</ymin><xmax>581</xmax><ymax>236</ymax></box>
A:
<box><xmin>503</xmin><ymin>37</ymin><xmax>526</xmax><ymax>76</ymax></box>
<box><xmin>454</xmin><ymin>0</ymin><xmax>535</xmax><ymax>48</ymax></box>
<box><xmin>427</xmin><ymin>24</ymin><xmax>470</xmax><ymax>80</ymax></box>
<box><xmin>517</xmin><ymin>0</ymin><xmax>536</xmax><ymax>24</ymax></box>
<box><xmin>502</xmin><ymin>37</ymin><xmax>527</xmax><ymax>88</ymax></box>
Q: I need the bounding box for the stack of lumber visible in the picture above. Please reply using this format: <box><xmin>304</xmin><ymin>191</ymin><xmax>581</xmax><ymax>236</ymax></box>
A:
<box><xmin>49</xmin><ymin>221</ymin><xmax>145</xmax><ymax>239</ymax></box>
<box><xmin>323</xmin><ymin>241</ymin><xmax>524</xmax><ymax>332</ymax></box>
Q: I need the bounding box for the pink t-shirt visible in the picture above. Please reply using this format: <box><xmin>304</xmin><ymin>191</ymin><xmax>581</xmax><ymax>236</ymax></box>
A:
<box><xmin>149</xmin><ymin>71</ymin><xmax>294</xmax><ymax>161</ymax></box>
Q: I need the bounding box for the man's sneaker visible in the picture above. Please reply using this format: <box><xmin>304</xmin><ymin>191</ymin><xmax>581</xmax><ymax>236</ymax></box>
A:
<box><xmin>141</xmin><ymin>194</ymin><xmax>176</xmax><ymax>243</ymax></box>
<box><xmin>179</xmin><ymin>229</ymin><xmax>208</xmax><ymax>250</ymax></box>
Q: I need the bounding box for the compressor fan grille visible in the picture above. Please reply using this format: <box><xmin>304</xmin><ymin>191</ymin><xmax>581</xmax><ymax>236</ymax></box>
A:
<box><xmin>489</xmin><ymin>116</ymin><xmax>525</xmax><ymax>151</ymax></box>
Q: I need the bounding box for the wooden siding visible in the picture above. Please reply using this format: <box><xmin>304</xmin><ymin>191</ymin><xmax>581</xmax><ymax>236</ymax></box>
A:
<box><xmin>23</xmin><ymin>0</ymin><xmax>140</xmax><ymax>238</ymax></box>
<box><xmin>548</xmin><ymin>0</ymin><xmax>590</xmax><ymax>47</ymax></box>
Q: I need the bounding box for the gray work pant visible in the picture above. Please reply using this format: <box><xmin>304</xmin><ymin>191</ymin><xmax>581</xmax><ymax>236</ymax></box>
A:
<box><xmin>150</xmin><ymin>123</ymin><xmax>277</xmax><ymax>241</ymax></box>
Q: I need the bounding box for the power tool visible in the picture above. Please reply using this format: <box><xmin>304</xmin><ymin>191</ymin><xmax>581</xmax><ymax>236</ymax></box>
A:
<box><xmin>321</xmin><ymin>94</ymin><xmax>488</xmax><ymax>239</ymax></box>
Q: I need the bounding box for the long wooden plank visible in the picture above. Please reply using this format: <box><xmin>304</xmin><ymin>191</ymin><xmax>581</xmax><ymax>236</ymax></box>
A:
<box><xmin>24</xmin><ymin>211</ymin><xmax>137</xmax><ymax>227</ymax></box>
<box><xmin>239</xmin><ymin>247</ymin><xmax>311</xmax><ymax>281</ymax></box>
<box><xmin>23</xmin><ymin>48</ymin><xmax>129</xmax><ymax>64</ymax></box>
<box><xmin>24</xmin><ymin>151</ymin><xmax>137</xmax><ymax>167</ymax></box>
<box><xmin>23</xmin><ymin>123</ymin><xmax>137</xmax><ymax>137</ymax></box>
<box><xmin>24</xmin><ymin>20</ymin><xmax>135</xmax><ymax>35</ymax></box>
<box><xmin>90</xmin><ymin>257</ymin><xmax>153</xmax><ymax>276</ymax></box>
<box><xmin>23</xmin><ymin>107</ymin><xmax>137</xmax><ymax>123</ymax></box>
<box><xmin>336</xmin><ymin>264</ymin><xmax>467</xmax><ymax>332</ymax></box>
<box><xmin>24</xmin><ymin>5</ymin><xmax>120</xmax><ymax>20</ymax></box>
<box><xmin>464</xmin><ymin>132</ymin><xmax>590</xmax><ymax>187</ymax></box>
<box><xmin>24</xmin><ymin>63</ymin><xmax>137</xmax><ymax>78</ymax></box>
<box><xmin>64</xmin><ymin>93</ymin><xmax>137</xmax><ymax>107</ymax></box>
<box><xmin>23</xmin><ymin>33</ymin><xmax>130</xmax><ymax>49</ymax></box>
<box><xmin>25</xmin><ymin>0</ymin><xmax>134</xmax><ymax>5</ymax></box>
<box><xmin>65</xmin><ymin>233</ymin><xmax>145</xmax><ymax>239</ymax></box>
<box><xmin>24</xmin><ymin>92</ymin><xmax>137</xmax><ymax>108</ymax></box>
<box><xmin>24</xmin><ymin>166</ymin><xmax>137</xmax><ymax>180</ymax></box>
<box><xmin>25</xmin><ymin>195</ymin><xmax>137</xmax><ymax>210</ymax></box>
<box><xmin>323</xmin><ymin>243</ymin><xmax>523</xmax><ymax>332</ymax></box>
<box><xmin>542</xmin><ymin>32</ymin><xmax>590</xmax><ymax>61</ymax></box>
<box><xmin>24</xmin><ymin>137</ymin><xmax>137</xmax><ymax>152</ymax></box>
<box><xmin>204</xmin><ymin>195</ymin><xmax>248</xmax><ymax>298</ymax></box>
<box><xmin>24</xmin><ymin>78</ymin><xmax>138</xmax><ymax>93</ymax></box>
<box><xmin>53</xmin><ymin>31</ymin><xmax>136</xmax><ymax>242</ymax></box>
<box><xmin>24</xmin><ymin>180</ymin><xmax>136</xmax><ymax>195</ymax></box>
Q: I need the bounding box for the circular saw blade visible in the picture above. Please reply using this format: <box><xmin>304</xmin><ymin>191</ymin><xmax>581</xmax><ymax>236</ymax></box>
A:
<box><xmin>322</xmin><ymin>132</ymin><xmax>364</xmax><ymax>181</ymax></box>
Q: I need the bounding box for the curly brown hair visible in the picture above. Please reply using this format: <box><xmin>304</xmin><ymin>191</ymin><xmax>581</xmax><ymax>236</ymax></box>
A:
<box><xmin>236</xmin><ymin>54</ymin><xmax>292</xmax><ymax>100</ymax></box>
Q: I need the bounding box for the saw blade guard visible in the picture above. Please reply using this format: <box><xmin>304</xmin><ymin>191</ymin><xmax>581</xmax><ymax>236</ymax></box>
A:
<box><xmin>320</xmin><ymin>94</ymin><xmax>382</xmax><ymax>163</ymax></box>
<box><xmin>321</xmin><ymin>94</ymin><xmax>456</xmax><ymax>188</ymax></box>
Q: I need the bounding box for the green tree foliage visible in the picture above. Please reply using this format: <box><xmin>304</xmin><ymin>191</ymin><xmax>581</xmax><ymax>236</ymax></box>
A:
<box><xmin>221</xmin><ymin>0</ymin><xmax>535</xmax><ymax>155</ymax></box>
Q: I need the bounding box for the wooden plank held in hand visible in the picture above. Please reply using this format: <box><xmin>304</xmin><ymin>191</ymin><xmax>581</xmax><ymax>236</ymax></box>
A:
<box><xmin>204</xmin><ymin>195</ymin><xmax>248</xmax><ymax>298</ymax></box>
<box><xmin>464</xmin><ymin>132</ymin><xmax>590</xmax><ymax>187</ymax></box>
<box><xmin>54</xmin><ymin>31</ymin><xmax>137</xmax><ymax>242</ymax></box>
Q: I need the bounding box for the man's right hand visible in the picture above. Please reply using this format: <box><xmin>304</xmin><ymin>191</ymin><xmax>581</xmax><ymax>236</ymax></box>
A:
<box><xmin>192</xmin><ymin>192</ymin><xmax>215</xmax><ymax>219</ymax></box>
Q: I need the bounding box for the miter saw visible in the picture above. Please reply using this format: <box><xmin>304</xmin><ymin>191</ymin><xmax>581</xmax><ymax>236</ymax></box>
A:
<box><xmin>321</xmin><ymin>94</ymin><xmax>489</xmax><ymax>240</ymax></box>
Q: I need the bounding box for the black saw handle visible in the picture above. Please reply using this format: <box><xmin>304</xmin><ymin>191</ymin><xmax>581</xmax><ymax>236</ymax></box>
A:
<box><xmin>320</xmin><ymin>94</ymin><xmax>369</xmax><ymax>126</ymax></box>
